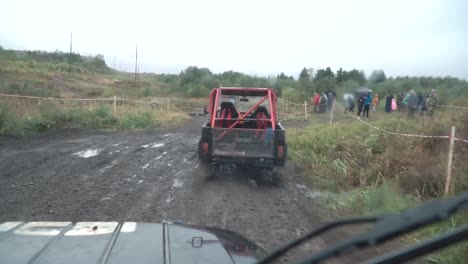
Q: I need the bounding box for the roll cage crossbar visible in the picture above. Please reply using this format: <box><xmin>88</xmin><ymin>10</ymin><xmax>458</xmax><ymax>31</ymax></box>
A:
<box><xmin>209</xmin><ymin>88</ymin><xmax>277</xmax><ymax>131</ymax></box>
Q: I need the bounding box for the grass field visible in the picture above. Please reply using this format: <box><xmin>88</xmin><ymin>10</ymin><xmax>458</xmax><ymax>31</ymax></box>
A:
<box><xmin>286</xmin><ymin>106</ymin><xmax>468</xmax><ymax>263</ymax></box>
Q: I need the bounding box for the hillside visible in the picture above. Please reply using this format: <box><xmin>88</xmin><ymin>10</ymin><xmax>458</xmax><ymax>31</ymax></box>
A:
<box><xmin>0</xmin><ymin>47</ymin><xmax>173</xmax><ymax>99</ymax></box>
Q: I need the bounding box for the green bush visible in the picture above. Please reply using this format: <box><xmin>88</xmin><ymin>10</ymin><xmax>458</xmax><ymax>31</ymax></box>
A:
<box><xmin>142</xmin><ymin>87</ymin><xmax>154</xmax><ymax>97</ymax></box>
<box><xmin>282</xmin><ymin>87</ymin><xmax>304</xmax><ymax>103</ymax></box>
<box><xmin>118</xmin><ymin>111</ymin><xmax>153</xmax><ymax>129</ymax></box>
<box><xmin>83</xmin><ymin>105</ymin><xmax>117</xmax><ymax>128</ymax></box>
<box><xmin>0</xmin><ymin>104</ymin><xmax>17</xmax><ymax>134</ymax></box>
<box><xmin>0</xmin><ymin>104</ymin><xmax>55</xmax><ymax>135</ymax></box>
<box><xmin>102</xmin><ymin>87</ymin><xmax>115</xmax><ymax>98</ymax></box>
<box><xmin>324</xmin><ymin>180</ymin><xmax>415</xmax><ymax>213</ymax></box>
<box><xmin>287</xmin><ymin>122</ymin><xmax>382</xmax><ymax>191</ymax></box>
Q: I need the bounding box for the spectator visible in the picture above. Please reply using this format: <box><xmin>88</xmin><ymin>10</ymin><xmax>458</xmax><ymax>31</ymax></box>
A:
<box><xmin>319</xmin><ymin>92</ymin><xmax>328</xmax><ymax>113</ymax></box>
<box><xmin>363</xmin><ymin>92</ymin><xmax>372</xmax><ymax>118</ymax></box>
<box><xmin>357</xmin><ymin>94</ymin><xmax>365</xmax><ymax>117</ymax></box>
<box><xmin>385</xmin><ymin>92</ymin><xmax>393</xmax><ymax>113</ymax></box>
<box><xmin>402</xmin><ymin>92</ymin><xmax>411</xmax><ymax>112</ymax></box>
<box><xmin>371</xmin><ymin>93</ymin><xmax>379</xmax><ymax>111</ymax></box>
<box><xmin>417</xmin><ymin>92</ymin><xmax>424</xmax><ymax>110</ymax></box>
<box><xmin>391</xmin><ymin>98</ymin><xmax>398</xmax><ymax>112</ymax></box>
<box><xmin>313</xmin><ymin>92</ymin><xmax>320</xmax><ymax>112</ymax></box>
<box><xmin>407</xmin><ymin>90</ymin><xmax>418</xmax><ymax>117</ymax></box>
<box><xmin>427</xmin><ymin>89</ymin><xmax>438</xmax><ymax>117</ymax></box>
<box><xmin>420</xmin><ymin>93</ymin><xmax>428</xmax><ymax>116</ymax></box>
<box><xmin>397</xmin><ymin>93</ymin><xmax>403</xmax><ymax>111</ymax></box>
<box><xmin>343</xmin><ymin>93</ymin><xmax>355</xmax><ymax>113</ymax></box>
<box><xmin>327</xmin><ymin>90</ymin><xmax>335</xmax><ymax>112</ymax></box>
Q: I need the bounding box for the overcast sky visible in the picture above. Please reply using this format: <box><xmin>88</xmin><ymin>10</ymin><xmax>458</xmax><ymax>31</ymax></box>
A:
<box><xmin>1</xmin><ymin>0</ymin><xmax>467</xmax><ymax>79</ymax></box>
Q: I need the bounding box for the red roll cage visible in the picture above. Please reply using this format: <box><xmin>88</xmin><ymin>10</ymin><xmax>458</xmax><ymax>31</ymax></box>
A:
<box><xmin>209</xmin><ymin>87</ymin><xmax>278</xmax><ymax>130</ymax></box>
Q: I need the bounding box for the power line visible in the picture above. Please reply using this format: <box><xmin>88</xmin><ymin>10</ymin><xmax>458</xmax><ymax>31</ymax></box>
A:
<box><xmin>134</xmin><ymin>43</ymin><xmax>138</xmax><ymax>81</ymax></box>
<box><xmin>68</xmin><ymin>32</ymin><xmax>73</xmax><ymax>72</ymax></box>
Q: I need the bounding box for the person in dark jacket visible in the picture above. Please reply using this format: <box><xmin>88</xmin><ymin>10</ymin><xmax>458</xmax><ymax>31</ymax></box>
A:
<box><xmin>397</xmin><ymin>93</ymin><xmax>403</xmax><ymax>112</ymax></box>
<box><xmin>363</xmin><ymin>92</ymin><xmax>372</xmax><ymax>118</ymax></box>
<box><xmin>385</xmin><ymin>91</ymin><xmax>394</xmax><ymax>113</ymax></box>
<box><xmin>417</xmin><ymin>92</ymin><xmax>424</xmax><ymax>108</ymax></box>
<box><xmin>357</xmin><ymin>94</ymin><xmax>365</xmax><ymax>117</ymax></box>
<box><xmin>420</xmin><ymin>93</ymin><xmax>428</xmax><ymax>116</ymax></box>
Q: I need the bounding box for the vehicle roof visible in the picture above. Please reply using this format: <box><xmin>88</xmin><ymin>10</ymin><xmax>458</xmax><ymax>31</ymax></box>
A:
<box><xmin>216</xmin><ymin>87</ymin><xmax>276</xmax><ymax>97</ymax></box>
<box><xmin>0</xmin><ymin>221</ymin><xmax>272</xmax><ymax>264</ymax></box>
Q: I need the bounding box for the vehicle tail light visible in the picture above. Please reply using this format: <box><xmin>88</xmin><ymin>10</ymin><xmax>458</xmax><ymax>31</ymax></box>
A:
<box><xmin>202</xmin><ymin>143</ymin><xmax>209</xmax><ymax>155</ymax></box>
<box><xmin>277</xmin><ymin>146</ymin><xmax>285</xmax><ymax>159</ymax></box>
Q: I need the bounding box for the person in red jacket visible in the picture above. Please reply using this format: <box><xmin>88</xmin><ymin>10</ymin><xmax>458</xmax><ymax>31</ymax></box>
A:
<box><xmin>313</xmin><ymin>92</ymin><xmax>320</xmax><ymax>112</ymax></box>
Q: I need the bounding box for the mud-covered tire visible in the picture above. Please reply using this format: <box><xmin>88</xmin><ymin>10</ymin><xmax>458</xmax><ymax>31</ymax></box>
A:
<box><xmin>196</xmin><ymin>162</ymin><xmax>216</xmax><ymax>180</ymax></box>
<box><xmin>273</xmin><ymin>167</ymin><xmax>285</xmax><ymax>185</ymax></box>
<box><xmin>259</xmin><ymin>168</ymin><xmax>283</xmax><ymax>186</ymax></box>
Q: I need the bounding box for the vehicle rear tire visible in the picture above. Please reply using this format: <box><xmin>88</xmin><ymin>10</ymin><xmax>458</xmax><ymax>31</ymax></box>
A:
<box><xmin>196</xmin><ymin>162</ymin><xmax>216</xmax><ymax>181</ymax></box>
<box><xmin>259</xmin><ymin>168</ymin><xmax>282</xmax><ymax>186</ymax></box>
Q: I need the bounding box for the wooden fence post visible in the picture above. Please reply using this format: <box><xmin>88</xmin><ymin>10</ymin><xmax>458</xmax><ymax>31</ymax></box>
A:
<box><xmin>113</xmin><ymin>95</ymin><xmax>117</xmax><ymax>116</ymax></box>
<box><xmin>304</xmin><ymin>101</ymin><xmax>308</xmax><ymax>119</ymax></box>
<box><xmin>329</xmin><ymin>100</ymin><xmax>336</xmax><ymax>126</ymax></box>
<box><xmin>286</xmin><ymin>97</ymin><xmax>289</xmax><ymax>113</ymax></box>
<box><xmin>167</xmin><ymin>98</ymin><xmax>170</xmax><ymax>112</ymax></box>
<box><xmin>444</xmin><ymin>126</ymin><xmax>456</xmax><ymax>195</ymax></box>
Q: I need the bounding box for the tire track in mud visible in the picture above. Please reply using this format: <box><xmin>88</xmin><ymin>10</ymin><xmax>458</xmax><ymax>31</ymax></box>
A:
<box><xmin>0</xmin><ymin>117</ymin><xmax>339</xmax><ymax>263</ymax></box>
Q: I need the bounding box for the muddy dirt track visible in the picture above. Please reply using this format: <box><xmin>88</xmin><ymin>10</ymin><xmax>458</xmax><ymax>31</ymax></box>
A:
<box><xmin>0</xmin><ymin>117</ymin><xmax>382</xmax><ymax>263</ymax></box>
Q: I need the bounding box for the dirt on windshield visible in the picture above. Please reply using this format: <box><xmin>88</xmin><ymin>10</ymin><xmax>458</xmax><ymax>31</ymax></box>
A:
<box><xmin>0</xmin><ymin>116</ymin><xmax>380</xmax><ymax>263</ymax></box>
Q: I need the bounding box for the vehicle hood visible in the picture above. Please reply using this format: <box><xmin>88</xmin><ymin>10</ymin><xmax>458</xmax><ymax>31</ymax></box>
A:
<box><xmin>0</xmin><ymin>221</ymin><xmax>273</xmax><ymax>264</ymax></box>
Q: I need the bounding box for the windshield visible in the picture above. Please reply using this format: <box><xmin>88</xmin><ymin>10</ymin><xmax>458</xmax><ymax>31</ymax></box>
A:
<box><xmin>219</xmin><ymin>94</ymin><xmax>270</xmax><ymax>113</ymax></box>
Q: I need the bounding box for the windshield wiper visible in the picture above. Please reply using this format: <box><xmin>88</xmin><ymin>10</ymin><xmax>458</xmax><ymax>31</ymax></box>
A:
<box><xmin>257</xmin><ymin>192</ymin><xmax>468</xmax><ymax>264</ymax></box>
<box><xmin>364</xmin><ymin>224</ymin><xmax>468</xmax><ymax>264</ymax></box>
<box><xmin>256</xmin><ymin>216</ymin><xmax>379</xmax><ymax>264</ymax></box>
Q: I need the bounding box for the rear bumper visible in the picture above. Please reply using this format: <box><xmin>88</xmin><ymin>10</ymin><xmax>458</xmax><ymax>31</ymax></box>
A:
<box><xmin>211</xmin><ymin>156</ymin><xmax>275</xmax><ymax>168</ymax></box>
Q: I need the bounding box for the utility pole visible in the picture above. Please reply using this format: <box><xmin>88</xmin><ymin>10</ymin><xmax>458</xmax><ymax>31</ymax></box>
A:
<box><xmin>68</xmin><ymin>32</ymin><xmax>73</xmax><ymax>72</ymax></box>
<box><xmin>134</xmin><ymin>44</ymin><xmax>138</xmax><ymax>82</ymax></box>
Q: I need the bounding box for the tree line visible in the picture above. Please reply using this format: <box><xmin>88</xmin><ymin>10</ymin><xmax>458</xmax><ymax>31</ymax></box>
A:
<box><xmin>155</xmin><ymin>66</ymin><xmax>467</xmax><ymax>105</ymax></box>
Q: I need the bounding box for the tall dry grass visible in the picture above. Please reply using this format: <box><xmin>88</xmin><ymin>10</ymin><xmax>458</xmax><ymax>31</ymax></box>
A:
<box><xmin>0</xmin><ymin>96</ymin><xmax>190</xmax><ymax>135</ymax></box>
